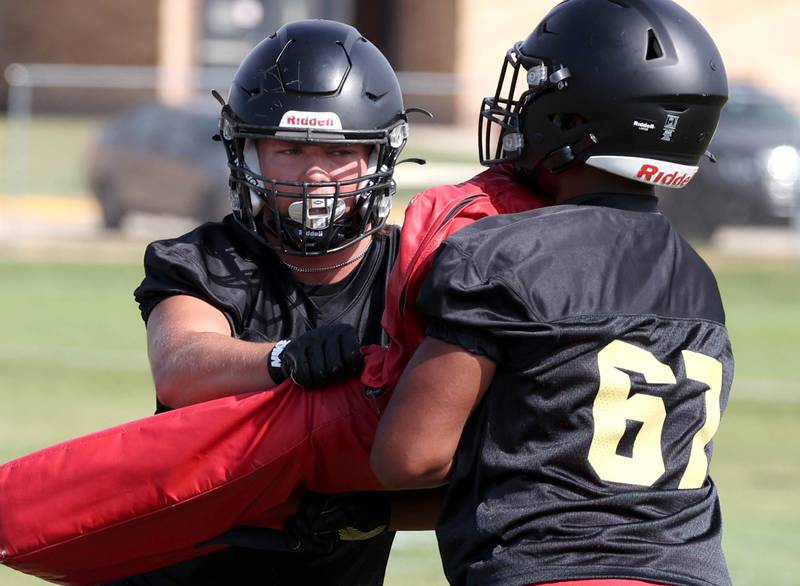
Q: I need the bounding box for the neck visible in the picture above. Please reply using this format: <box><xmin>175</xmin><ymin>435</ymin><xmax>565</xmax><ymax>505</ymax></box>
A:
<box><xmin>280</xmin><ymin>236</ymin><xmax>373</xmax><ymax>285</ymax></box>
<box><xmin>532</xmin><ymin>164</ymin><xmax>655</xmax><ymax>205</ymax></box>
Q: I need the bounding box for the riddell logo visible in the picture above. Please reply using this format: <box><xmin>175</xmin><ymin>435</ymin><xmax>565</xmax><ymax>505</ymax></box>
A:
<box><xmin>279</xmin><ymin>110</ymin><xmax>343</xmax><ymax>130</ymax></box>
<box><xmin>633</xmin><ymin>120</ymin><xmax>656</xmax><ymax>132</ymax></box>
<box><xmin>584</xmin><ymin>155</ymin><xmax>698</xmax><ymax>190</ymax></box>
<box><xmin>637</xmin><ymin>164</ymin><xmax>695</xmax><ymax>187</ymax></box>
<box><xmin>285</xmin><ymin>115</ymin><xmax>335</xmax><ymax>127</ymax></box>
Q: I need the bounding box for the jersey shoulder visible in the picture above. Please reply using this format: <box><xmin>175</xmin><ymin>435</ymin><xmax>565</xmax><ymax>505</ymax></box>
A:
<box><xmin>431</xmin><ymin>203</ymin><xmax>725</xmax><ymax>325</ymax></box>
<box><xmin>406</xmin><ymin>164</ymin><xmax>551</xmax><ymax>215</ymax></box>
<box><xmin>144</xmin><ymin>217</ymin><xmax>250</xmax><ymax>265</ymax></box>
<box><xmin>134</xmin><ymin>218</ymin><xmax>262</xmax><ymax>324</ymax></box>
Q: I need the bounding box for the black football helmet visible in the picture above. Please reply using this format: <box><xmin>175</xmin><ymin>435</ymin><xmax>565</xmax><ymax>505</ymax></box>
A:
<box><xmin>479</xmin><ymin>0</ymin><xmax>728</xmax><ymax>190</ymax></box>
<box><xmin>216</xmin><ymin>19</ymin><xmax>410</xmax><ymax>255</ymax></box>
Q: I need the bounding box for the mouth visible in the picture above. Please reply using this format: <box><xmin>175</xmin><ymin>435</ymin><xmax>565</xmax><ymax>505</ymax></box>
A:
<box><xmin>286</xmin><ymin>197</ymin><xmax>348</xmax><ymax>230</ymax></box>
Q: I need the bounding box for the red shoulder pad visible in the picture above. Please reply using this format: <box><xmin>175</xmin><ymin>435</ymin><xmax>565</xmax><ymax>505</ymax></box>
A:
<box><xmin>374</xmin><ymin>167</ymin><xmax>552</xmax><ymax>388</ymax></box>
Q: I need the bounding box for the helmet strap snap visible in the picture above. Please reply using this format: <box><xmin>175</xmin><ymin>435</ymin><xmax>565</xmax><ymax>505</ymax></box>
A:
<box><xmin>541</xmin><ymin>133</ymin><xmax>598</xmax><ymax>173</ymax></box>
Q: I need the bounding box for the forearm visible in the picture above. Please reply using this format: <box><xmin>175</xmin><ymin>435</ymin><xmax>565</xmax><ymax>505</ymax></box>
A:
<box><xmin>371</xmin><ymin>338</ymin><xmax>495</xmax><ymax>489</ymax></box>
<box><xmin>151</xmin><ymin>331</ymin><xmax>276</xmax><ymax>408</ymax></box>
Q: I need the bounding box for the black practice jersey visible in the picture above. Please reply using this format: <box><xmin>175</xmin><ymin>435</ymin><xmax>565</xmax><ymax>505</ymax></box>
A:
<box><xmin>417</xmin><ymin>194</ymin><xmax>732</xmax><ymax>586</ymax></box>
<box><xmin>131</xmin><ymin>215</ymin><xmax>398</xmax><ymax>586</ymax></box>
<box><xmin>135</xmin><ymin>215</ymin><xmax>396</xmax><ymax>346</ymax></box>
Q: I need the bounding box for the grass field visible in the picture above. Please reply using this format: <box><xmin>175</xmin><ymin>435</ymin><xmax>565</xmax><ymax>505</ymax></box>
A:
<box><xmin>0</xmin><ymin>116</ymin><xmax>103</xmax><ymax>196</ymax></box>
<box><xmin>0</xmin><ymin>254</ymin><xmax>798</xmax><ymax>585</ymax></box>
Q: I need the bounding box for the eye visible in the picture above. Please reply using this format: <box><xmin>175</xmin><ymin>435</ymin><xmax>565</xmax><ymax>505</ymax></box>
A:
<box><xmin>328</xmin><ymin>147</ymin><xmax>359</xmax><ymax>157</ymax></box>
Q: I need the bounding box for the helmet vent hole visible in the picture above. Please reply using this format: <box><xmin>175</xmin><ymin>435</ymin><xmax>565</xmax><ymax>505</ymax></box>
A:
<box><xmin>541</xmin><ymin>20</ymin><xmax>555</xmax><ymax>35</ymax></box>
<box><xmin>646</xmin><ymin>29</ymin><xmax>664</xmax><ymax>60</ymax></box>
<box><xmin>662</xmin><ymin>104</ymin><xmax>689</xmax><ymax>113</ymax></box>
<box><xmin>549</xmin><ymin>113</ymin><xmax>585</xmax><ymax>131</ymax></box>
<box><xmin>606</xmin><ymin>0</ymin><xmax>629</xmax><ymax>8</ymax></box>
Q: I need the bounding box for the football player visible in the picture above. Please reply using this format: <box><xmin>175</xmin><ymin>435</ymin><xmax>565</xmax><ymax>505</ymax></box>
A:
<box><xmin>371</xmin><ymin>1</ymin><xmax>733</xmax><ymax>585</ymax></box>
<box><xmin>123</xmin><ymin>19</ymin><xmax>408</xmax><ymax>586</ymax></box>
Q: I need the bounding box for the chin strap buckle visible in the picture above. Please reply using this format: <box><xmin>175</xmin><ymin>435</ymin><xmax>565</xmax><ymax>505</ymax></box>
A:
<box><xmin>541</xmin><ymin>133</ymin><xmax>598</xmax><ymax>173</ymax></box>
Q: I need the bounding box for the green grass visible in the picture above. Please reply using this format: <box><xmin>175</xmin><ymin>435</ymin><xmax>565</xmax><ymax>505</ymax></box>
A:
<box><xmin>0</xmin><ymin>260</ymin><xmax>153</xmax><ymax>462</ymax></box>
<box><xmin>1</xmin><ymin>256</ymin><xmax>799</xmax><ymax>585</ymax></box>
<box><xmin>708</xmin><ymin>258</ymin><xmax>800</xmax><ymax>586</ymax></box>
<box><xmin>714</xmin><ymin>259</ymin><xmax>800</xmax><ymax>383</ymax></box>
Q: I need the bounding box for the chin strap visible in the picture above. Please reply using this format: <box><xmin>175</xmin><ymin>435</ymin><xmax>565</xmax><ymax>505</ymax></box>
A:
<box><xmin>540</xmin><ymin>133</ymin><xmax>599</xmax><ymax>173</ymax></box>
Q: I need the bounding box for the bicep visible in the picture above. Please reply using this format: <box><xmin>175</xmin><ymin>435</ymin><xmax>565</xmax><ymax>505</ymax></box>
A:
<box><xmin>371</xmin><ymin>337</ymin><xmax>496</xmax><ymax>488</ymax></box>
<box><xmin>146</xmin><ymin>295</ymin><xmax>231</xmax><ymax>362</ymax></box>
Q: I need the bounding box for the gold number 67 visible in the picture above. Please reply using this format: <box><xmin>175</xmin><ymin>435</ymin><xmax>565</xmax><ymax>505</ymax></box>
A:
<box><xmin>587</xmin><ymin>340</ymin><xmax>723</xmax><ymax>489</ymax></box>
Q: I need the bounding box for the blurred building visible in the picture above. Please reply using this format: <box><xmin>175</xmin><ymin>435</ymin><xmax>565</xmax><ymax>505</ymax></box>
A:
<box><xmin>0</xmin><ymin>0</ymin><xmax>160</xmax><ymax>113</ymax></box>
<box><xmin>1</xmin><ymin>0</ymin><xmax>798</xmax><ymax>124</ymax></box>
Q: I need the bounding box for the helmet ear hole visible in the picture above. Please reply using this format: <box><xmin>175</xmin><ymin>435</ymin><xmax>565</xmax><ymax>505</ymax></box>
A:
<box><xmin>549</xmin><ymin>113</ymin><xmax>586</xmax><ymax>131</ymax></box>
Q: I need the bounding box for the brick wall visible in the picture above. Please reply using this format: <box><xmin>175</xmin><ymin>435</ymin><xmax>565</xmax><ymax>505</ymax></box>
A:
<box><xmin>0</xmin><ymin>0</ymin><xmax>159</xmax><ymax>111</ymax></box>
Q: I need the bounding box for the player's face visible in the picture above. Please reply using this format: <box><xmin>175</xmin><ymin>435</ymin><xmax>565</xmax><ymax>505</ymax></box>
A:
<box><xmin>258</xmin><ymin>140</ymin><xmax>370</xmax><ymax>230</ymax></box>
<box><xmin>256</xmin><ymin>140</ymin><xmax>371</xmax><ymax>216</ymax></box>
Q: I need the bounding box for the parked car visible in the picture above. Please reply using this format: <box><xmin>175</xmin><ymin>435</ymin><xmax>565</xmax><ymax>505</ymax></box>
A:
<box><xmin>88</xmin><ymin>100</ymin><xmax>230</xmax><ymax>228</ymax></box>
<box><xmin>658</xmin><ymin>83</ymin><xmax>800</xmax><ymax>239</ymax></box>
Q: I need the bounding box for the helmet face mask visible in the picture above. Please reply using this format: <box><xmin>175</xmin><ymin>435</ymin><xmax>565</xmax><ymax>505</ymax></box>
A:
<box><xmin>217</xmin><ymin>20</ymin><xmax>409</xmax><ymax>256</ymax></box>
<box><xmin>479</xmin><ymin>43</ymin><xmax>570</xmax><ymax>166</ymax></box>
<box><xmin>478</xmin><ymin>0</ymin><xmax>728</xmax><ymax>191</ymax></box>
<box><xmin>234</xmin><ymin>133</ymin><xmax>401</xmax><ymax>255</ymax></box>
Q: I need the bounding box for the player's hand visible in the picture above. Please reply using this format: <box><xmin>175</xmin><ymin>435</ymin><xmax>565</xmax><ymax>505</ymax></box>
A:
<box><xmin>283</xmin><ymin>492</ymin><xmax>390</xmax><ymax>554</ymax></box>
<box><xmin>268</xmin><ymin>324</ymin><xmax>364</xmax><ymax>388</ymax></box>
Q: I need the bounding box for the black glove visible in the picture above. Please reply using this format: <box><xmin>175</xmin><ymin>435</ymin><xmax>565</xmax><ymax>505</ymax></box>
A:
<box><xmin>268</xmin><ymin>324</ymin><xmax>365</xmax><ymax>389</ymax></box>
<box><xmin>283</xmin><ymin>492</ymin><xmax>391</xmax><ymax>554</ymax></box>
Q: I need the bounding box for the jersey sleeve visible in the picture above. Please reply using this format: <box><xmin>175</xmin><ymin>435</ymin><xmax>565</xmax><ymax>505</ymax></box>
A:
<box><xmin>415</xmin><ymin>239</ymin><xmax>534</xmax><ymax>363</ymax></box>
<box><xmin>133</xmin><ymin>237</ymin><xmax>248</xmax><ymax>328</ymax></box>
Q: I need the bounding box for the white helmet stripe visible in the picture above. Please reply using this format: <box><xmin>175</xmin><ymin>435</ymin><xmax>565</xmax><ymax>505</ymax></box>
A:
<box><xmin>586</xmin><ymin>155</ymin><xmax>699</xmax><ymax>190</ymax></box>
<box><xmin>278</xmin><ymin>110</ymin><xmax>343</xmax><ymax>130</ymax></box>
